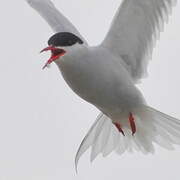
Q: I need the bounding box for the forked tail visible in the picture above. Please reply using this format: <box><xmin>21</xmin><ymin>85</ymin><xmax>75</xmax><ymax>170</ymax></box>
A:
<box><xmin>75</xmin><ymin>106</ymin><xmax>180</xmax><ymax>171</ymax></box>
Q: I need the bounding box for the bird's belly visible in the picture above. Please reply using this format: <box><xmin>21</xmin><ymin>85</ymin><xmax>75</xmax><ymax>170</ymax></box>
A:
<box><xmin>58</xmin><ymin>55</ymin><xmax>145</xmax><ymax>117</ymax></box>
<box><xmin>60</xmin><ymin>63</ymin><xmax>116</xmax><ymax>106</ymax></box>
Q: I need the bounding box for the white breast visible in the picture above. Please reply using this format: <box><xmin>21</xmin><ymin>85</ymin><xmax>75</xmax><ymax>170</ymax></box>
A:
<box><xmin>56</xmin><ymin>46</ymin><xmax>145</xmax><ymax>117</ymax></box>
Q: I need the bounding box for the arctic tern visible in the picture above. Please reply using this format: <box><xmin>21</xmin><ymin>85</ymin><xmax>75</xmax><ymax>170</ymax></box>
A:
<box><xmin>25</xmin><ymin>0</ymin><xmax>179</xmax><ymax>170</ymax></box>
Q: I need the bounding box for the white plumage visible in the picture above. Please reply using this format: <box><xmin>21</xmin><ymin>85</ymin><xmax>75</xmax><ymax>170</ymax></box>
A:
<box><xmin>25</xmin><ymin>0</ymin><xmax>179</xmax><ymax>171</ymax></box>
<box><xmin>102</xmin><ymin>0</ymin><xmax>176</xmax><ymax>81</ymax></box>
<box><xmin>26</xmin><ymin>0</ymin><xmax>87</xmax><ymax>43</ymax></box>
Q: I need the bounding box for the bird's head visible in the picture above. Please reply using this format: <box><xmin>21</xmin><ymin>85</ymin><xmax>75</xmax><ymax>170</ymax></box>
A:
<box><xmin>40</xmin><ymin>32</ymin><xmax>84</xmax><ymax>69</ymax></box>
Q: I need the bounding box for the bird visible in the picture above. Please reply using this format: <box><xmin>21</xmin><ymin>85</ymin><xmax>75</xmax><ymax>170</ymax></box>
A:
<box><xmin>25</xmin><ymin>0</ymin><xmax>179</xmax><ymax>171</ymax></box>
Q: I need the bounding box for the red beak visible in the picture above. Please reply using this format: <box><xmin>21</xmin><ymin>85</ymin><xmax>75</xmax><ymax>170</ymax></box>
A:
<box><xmin>40</xmin><ymin>46</ymin><xmax>66</xmax><ymax>69</ymax></box>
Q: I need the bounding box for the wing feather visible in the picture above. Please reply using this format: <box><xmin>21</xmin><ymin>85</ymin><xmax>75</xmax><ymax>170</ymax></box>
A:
<box><xmin>102</xmin><ymin>0</ymin><xmax>176</xmax><ymax>81</ymax></box>
<box><xmin>25</xmin><ymin>0</ymin><xmax>87</xmax><ymax>43</ymax></box>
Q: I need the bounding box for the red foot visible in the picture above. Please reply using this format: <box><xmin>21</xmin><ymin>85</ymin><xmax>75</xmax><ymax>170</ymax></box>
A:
<box><xmin>114</xmin><ymin>122</ymin><xmax>125</xmax><ymax>136</ymax></box>
<box><xmin>129</xmin><ymin>113</ymin><xmax>136</xmax><ymax>135</ymax></box>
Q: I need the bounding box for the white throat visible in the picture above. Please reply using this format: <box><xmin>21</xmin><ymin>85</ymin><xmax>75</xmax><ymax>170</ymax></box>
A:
<box><xmin>54</xmin><ymin>43</ymin><xmax>88</xmax><ymax>67</ymax></box>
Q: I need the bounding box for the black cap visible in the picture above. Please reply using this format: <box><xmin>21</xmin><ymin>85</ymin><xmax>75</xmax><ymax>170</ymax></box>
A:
<box><xmin>48</xmin><ymin>32</ymin><xmax>83</xmax><ymax>47</ymax></box>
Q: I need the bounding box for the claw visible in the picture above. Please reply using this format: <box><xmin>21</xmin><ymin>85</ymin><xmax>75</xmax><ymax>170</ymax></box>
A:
<box><xmin>114</xmin><ymin>122</ymin><xmax>125</xmax><ymax>136</ymax></box>
<box><xmin>129</xmin><ymin>113</ymin><xmax>136</xmax><ymax>135</ymax></box>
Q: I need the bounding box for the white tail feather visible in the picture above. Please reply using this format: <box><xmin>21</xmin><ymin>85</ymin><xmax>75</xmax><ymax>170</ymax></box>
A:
<box><xmin>75</xmin><ymin>106</ymin><xmax>180</xmax><ymax>171</ymax></box>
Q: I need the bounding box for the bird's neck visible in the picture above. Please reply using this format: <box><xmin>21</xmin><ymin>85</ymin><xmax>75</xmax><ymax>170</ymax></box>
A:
<box><xmin>65</xmin><ymin>43</ymin><xmax>87</xmax><ymax>56</ymax></box>
<box><xmin>55</xmin><ymin>43</ymin><xmax>88</xmax><ymax>67</ymax></box>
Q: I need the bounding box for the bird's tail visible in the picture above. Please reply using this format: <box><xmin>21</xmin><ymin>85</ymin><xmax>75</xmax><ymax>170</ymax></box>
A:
<box><xmin>75</xmin><ymin>105</ymin><xmax>180</xmax><ymax>170</ymax></box>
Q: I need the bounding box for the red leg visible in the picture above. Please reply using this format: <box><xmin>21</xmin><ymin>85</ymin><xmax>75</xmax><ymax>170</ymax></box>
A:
<box><xmin>114</xmin><ymin>122</ymin><xmax>125</xmax><ymax>136</ymax></box>
<box><xmin>129</xmin><ymin>113</ymin><xmax>136</xmax><ymax>135</ymax></box>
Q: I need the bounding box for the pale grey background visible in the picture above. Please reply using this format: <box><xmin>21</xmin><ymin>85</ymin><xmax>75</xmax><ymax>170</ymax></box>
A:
<box><xmin>0</xmin><ymin>0</ymin><xmax>180</xmax><ymax>179</ymax></box>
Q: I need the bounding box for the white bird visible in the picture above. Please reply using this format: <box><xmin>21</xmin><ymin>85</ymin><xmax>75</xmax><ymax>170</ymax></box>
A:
<box><xmin>25</xmin><ymin>0</ymin><xmax>179</xmax><ymax>170</ymax></box>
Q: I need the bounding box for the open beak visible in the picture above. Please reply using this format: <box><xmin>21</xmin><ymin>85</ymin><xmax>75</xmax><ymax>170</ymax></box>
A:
<box><xmin>40</xmin><ymin>46</ymin><xmax>66</xmax><ymax>69</ymax></box>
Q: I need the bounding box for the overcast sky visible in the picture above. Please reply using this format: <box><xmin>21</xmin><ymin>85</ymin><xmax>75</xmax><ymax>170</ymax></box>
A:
<box><xmin>0</xmin><ymin>0</ymin><xmax>180</xmax><ymax>179</ymax></box>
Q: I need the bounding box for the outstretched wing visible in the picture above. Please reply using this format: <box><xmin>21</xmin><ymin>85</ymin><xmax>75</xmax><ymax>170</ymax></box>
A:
<box><xmin>102</xmin><ymin>0</ymin><xmax>176</xmax><ymax>81</ymax></box>
<box><xmin>25</xmin><ymin>0</ymin><xmax>87</xmax><ymax>43</ymax></box>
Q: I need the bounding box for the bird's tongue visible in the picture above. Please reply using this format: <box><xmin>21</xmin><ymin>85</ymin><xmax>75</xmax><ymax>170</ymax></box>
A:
<box><xmin>40</xmin><ymin>46</ymin><xmax>66</xmax><ymax>69</ymax></box>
